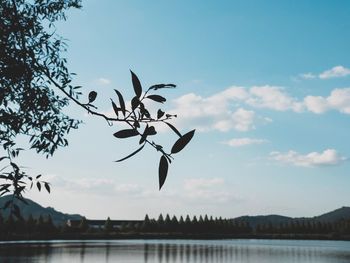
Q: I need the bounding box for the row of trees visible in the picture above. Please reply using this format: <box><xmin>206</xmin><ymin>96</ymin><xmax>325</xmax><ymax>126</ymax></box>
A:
<box><xmin>3</xmin><ymin>212</ymin><xmax>350</xmax><ymax>236</ymax></box>
<box><xmin>73</xmin><ymin>214</ymin><xmax>350</xmax><ymax>236</ymax></box>
<box><xmin>256</xmin><ymin>220</ymin><xmax>350</xmax><ymax>235</ymax></box>
<box><xmin>0</xmin><ymin>214</ymin><xmax>56</xmax><ymax>235</ymax></box>
<box><xmin>140</xmin><ymin>214</ymin><xmax>251</xmax><ymax>234</ymax></box>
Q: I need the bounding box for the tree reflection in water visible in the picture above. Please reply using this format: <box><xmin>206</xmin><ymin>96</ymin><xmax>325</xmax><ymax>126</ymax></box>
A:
<box><xmin>0</xmin><ymin>240</ymin><xmax>350</xmax><ymax>263</ymax></box>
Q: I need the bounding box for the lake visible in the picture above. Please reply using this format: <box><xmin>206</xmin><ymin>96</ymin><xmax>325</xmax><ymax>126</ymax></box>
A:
<box><xmin>0</xmin><ymin>239</ymin><xmax>350</xmax><ymax>262</ymax></box>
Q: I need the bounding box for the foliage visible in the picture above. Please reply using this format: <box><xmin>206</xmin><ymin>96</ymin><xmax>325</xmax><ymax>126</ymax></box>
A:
<box><xmin>0</xmin><ymin>0</ymin><xmax>195</xmax><ymax>216</ymax></box>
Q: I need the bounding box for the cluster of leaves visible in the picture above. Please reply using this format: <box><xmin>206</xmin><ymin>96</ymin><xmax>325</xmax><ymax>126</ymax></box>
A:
<box><xmin>0</xmin><ymin>0</ymin><xmax>82</xmax><ymax>157</ymax></box>
<box><xmin>0</xmin><ymin>152</ymin><xmax>50</xmax><ymax>219</ymax></box>
<box><xmin>87</xmin><ymin>71</ymin><xmax>195</xmax><ymax>190</ymax></box>
<box><xmin>0</xmin><ymin>0</ymin><xmax>195</xmax><ymax>216</ymax></box>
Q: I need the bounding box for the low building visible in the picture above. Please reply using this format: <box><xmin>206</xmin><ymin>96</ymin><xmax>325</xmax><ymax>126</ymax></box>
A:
<box><xmin>66</xmin><ymin>219</ymin><xmax>143</xmax><ymax>229</ymax></box>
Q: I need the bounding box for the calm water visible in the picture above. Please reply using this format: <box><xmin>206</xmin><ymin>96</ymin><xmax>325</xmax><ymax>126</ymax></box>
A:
<box><xmin>0</xmin><ymin>239</ymin><xmax>350</xmax><ymax>263</ymax></box>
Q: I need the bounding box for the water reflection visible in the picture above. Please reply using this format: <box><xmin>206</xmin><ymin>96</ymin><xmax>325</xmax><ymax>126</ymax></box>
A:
<box><xmin>1</xmin><ymin>239</ymin><xmax>350</xmax><ymax>263</ymax></box>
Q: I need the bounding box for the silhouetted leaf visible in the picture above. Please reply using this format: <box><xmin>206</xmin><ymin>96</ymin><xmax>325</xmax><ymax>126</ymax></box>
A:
<box><xmin>150</xmin><ymin>84</ymin><xmax>176</xmax><ymax>90</ymax></box>
<box><xmin>114</xmin><ymin>89</ymin><xmax>126</xmax><ymax>116</ymax></box>
<box><xmin>146</xmin><ymin>126</ymin><xmax>157</xmax><ymax>135</ymax></box>
<box><xmin>130</xmin><ymin>70</ymin><xmax>142</xmax><ymax>98</ymax></box>
<box><xmin>37</xmin><ymin>182</ymin><xmax>41</xmax><ymax>191</ymax></box>
<box><xmin>111</xmin><ymin>100</ymin><xmax>119</xmax><ymax>118</ymax></box>
<box><xmin>171</xmin><ymin>129</ymin><xmax>195</xmax><ymax>154</ymax></box>
<box><xmin>44</xmin><ymin>182</ymin><xmax>50</xmax><ymax>193</ymax></box>
<box><xmin>139</xmin><ymin>134</ymin><xmax>147</xmax><ymax>145</ymax></box>
<box><xmin>10</xmin><ymin>162</ymin><xmax>19</xmax><ymax>171</ymax></box>
<box><xmin>115</xmin><ymin>143</ymin><xmax>145</xmax><ymax>162</ymax></box>
<box><xmin>88</xmin><ymin>91</ymin><xmax>97</xmax><ymax>103</ymax></box>
<box><xmin>0</xmin><ymin>156</ymin><xmax>8</xmax><ymax>162</ymax></box>
<box><xmin>131</xmin><ymin>96</ymin><xmax>140</xmax><ymax>111</ymax></box>
<box><xmin>157</xmin><ymin>109</ymin><xmax>165</xmax><ymax>119</ymax></box>
<box><xmin>113</xmin><ymin>129</ymin><xmax>139</xmax><ymax>138</ymax></box>
<box><xmin>147</xmin><ymin>95</ymin><xmax>166</xmax><ymax>103</ymax></box>
<box><xmin>159</xmin><ymin>155</ymin><xmax>168</xmax><ymax>190</ymax></box>
<box><xmin>133</xmin><ymin>120</ymin><xmax>140</xmax><ymax>128</ymax></box>
<box><xmin>143</xmin><ymin>109</ymin><xmax>151</xmax><ymax>118</ymax></box>
<box><xmin>139</xmin><ymin>125</ymin><xmax>148</xmax><ymax>145</ymax></box>
<box><xmin>165</xmin><ymin>122</ymin><xmax>182</xmax><ymax>137</ymax></box>
<box><xmin>36</xmin><ymin>174</ymin><xmax>42</xmax><ymax>179</ymax></box>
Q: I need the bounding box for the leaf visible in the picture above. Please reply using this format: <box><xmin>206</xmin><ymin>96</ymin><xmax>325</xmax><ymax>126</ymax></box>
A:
<box><xmin>37</xmin><ymin>182</ymin><xmax>41</xmax><ymax>191</ymax></box>
<box><xmin>165</xmin><ymin>122</ymin><xmax>182</xmax><ymax>137</ymax></box>
<box><xmin>36</xmin><ymin>174</ymin><xmax>42</xmax><ymax>179</ymax></box>
<box><xmin>146</xmin><ymin>95</ymin><xmax>166</xmax><ymax>103</ymax></box>
<box><xmin>171</xmin><ymin>129</ymin><xmax>195</xmax><ymax>154</ymax></box>
<box><xmin>10</xmin><ymin>162</ymin><xmax>19</xmax><ymax>171</ymax></box>
<box><xmin>146</xmin><ymin>126</ymin><xmax>157</xmax><ymax>136</ymax></box>
<box><xmin>139</xmin><ymin>125</ymin><xmax>149</xmax><ymax>145</ymax></box>
<box><xmin>133</xmin><ymin>120</ymin><xmax>140</xmax><ymax>128</ymax></box>
<box><xmin>130</xmin><ymin>70</ymin><xmax>142</xmax><ymax>98</ymax></box>
<box><xmin>131</xmin><ymin>96</ymin><xmax>140</xmax><ymax>111</ymax></box>
<box><xmin>149</xmin><ymin>84</ymin><xmax>176</xmax><ymax>90</ymax></box>
<box><xmin>159</xmin><ymin>155</ymin><xmax>168</xmax><ymax>190</ymax></box>
<box><xmin>115</xmin><ymin>143</ymin><xmax>145</xmax><ymax>162</ymax></box>
<box><xmin>88</xmin><ymin>91</ymin><xmax>97</xmax><ymax>103</ymax></box>
<box><xmin>44</xmin><ymin>182</ymin><xmax>50</xmax><ymax>193</ymax></box>
<box><xmin>113</xmin><ymin>129</ymin><xmax>139</xmax><ymax>138</ymax></box>
<box><xmin>111</xmin><ymin>100</ymin><xmax>119</xmax><ymax>118</ymax></box>
<box><xmin>0</xmin><ymin>156</ymin><xmax>8</xmax><ymax>162</ymax></box>
<box><xmin>114</xmin><ymin>89</ymin><xmax>126</xmax><ymax>116</ymax></box>
<box><xmin>157</xmin><ymin>109</ymin><xmax>165</xmax><ymax>119</ymax></box>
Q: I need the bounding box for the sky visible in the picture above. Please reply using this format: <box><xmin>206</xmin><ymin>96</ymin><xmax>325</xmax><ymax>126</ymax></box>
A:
<box><xmin>20</xmin><ymin>0</ymin><xmax>350</xmax><ymax>220</ymax></box>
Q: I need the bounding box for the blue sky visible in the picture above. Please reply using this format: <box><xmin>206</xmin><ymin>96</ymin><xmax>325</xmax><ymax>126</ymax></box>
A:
<box><xmin>23</xmin><ymin>0</ymin><xmax>350</xmax><ymax>219</ymax></box>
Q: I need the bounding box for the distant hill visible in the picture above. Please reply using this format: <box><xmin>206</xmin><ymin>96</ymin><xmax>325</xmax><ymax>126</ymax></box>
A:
<box><xmin>234</xmin><ymin>215</ymin><xmax>292</xmax><ymax>228</ymax></box>
<box><xmin>0</xmin><ymin>195</ymin><xmax>83</xmax><ymax>226</ymax></box>
<box><xmin>232</xmin><ymin>207</ymin><xmax>350</xmax><ymax>229</ymax></box>
<box><xmin>314</xmin><ymin>207</ymin><xmax>350</xmax><ymax>222</ymax></box>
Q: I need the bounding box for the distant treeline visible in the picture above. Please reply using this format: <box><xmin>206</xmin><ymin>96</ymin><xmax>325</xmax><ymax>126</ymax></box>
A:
<box><xmin>2</xmin><ymin>212</ymin><xmax>350</xmax><ymax>238</ymax></box>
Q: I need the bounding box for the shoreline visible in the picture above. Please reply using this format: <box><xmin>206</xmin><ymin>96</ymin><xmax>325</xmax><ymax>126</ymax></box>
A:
<box><xmin>1</xmin><ymin>233</ymin><xmax>350</xmax><ymax>242</ymax></box>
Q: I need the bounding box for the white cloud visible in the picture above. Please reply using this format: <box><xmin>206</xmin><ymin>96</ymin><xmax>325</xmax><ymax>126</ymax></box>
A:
<box><xmin>48</xmin><ymin>175</ymin><xmax>143</xmax><ymax>196</ymax></box>
<box><xmin>224</xmin><ymin>138</ymin><xmax>267</xmax><ymax>147</ymax></box>
<box><xmin>214</xmin><ymin>108</ymin><xmax>255</xmax><ymax>132</ymax></box>
<box><xmin>304</xmin><ymin>96</ymin><xmax>329</xmax><ymax>114</ymax></box>
<box><xmin>304</xmin><ymin>88</ymin><xmax>350</xmax><ymax>114</ymax></box>
<box><xmin>319</xmin><ymin>66</ymin><xmax>350</xmax><ymax>79</ymax></box>
<box><xmin>299</xmin><ymin>73</ymin><xmax>316</xmax><ymax>79</ymax></box>
<box><xmin>270</xmin><ymin>149</ymin><xmax>346</xmax><ymax>167</ymax></box>
<box><xmin>97</xmin><ymin>78</ymin><xmax>111</xmax><ymax>85</ymax></box>
<box><xmin>300</xmin><ymin>66</ymin><xmax>350</xmax><ymax>80</ymax></box>
<box><xmin>47</xmin><ymin>174</ymin><xmax>237</xmax><ymax>206</ymax></box>
<box><xmin>246</xmin><ymin>86</ymin><xmax>304</xmax><ymax>112</ymax></box>
<box><xmin>168</xmin><ymin>85</ymin><xmax>303</xmax><ymax>133</ymax></box>
<box><xmin>169</xmin><ymin>90</ymin><xmax>256</xmax><ymax>132</ymax></box>
<box><xmin>183</xmin><ymin>178</ymin><xmax>235</xmax><ymax>203</ymax></box>
<box><xmin>327</xmin><ymin>88</ymin><xmax>350</xmax><ymax>114</ymax></box>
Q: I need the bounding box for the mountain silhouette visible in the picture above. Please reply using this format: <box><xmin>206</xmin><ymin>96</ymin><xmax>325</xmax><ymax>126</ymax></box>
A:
<box><xmin>233</xmin><ymin>207</ymin><xmax>350</xmax><ymax>228</ymax></box>
<box><xmin>0</xmin><ymin>195</ymin><xmax>83</xmax><ymax>226</ymax></box>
